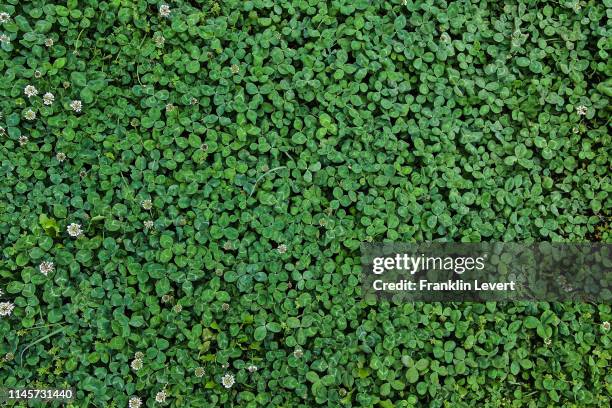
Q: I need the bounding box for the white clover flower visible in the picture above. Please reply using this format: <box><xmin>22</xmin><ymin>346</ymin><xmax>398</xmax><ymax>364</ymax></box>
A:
<box><xmin>194</xmin><ymin>367</ymin><xmax>205</xmax><ymax>378</ymax></box>
<box><xmin>247</xmin><ymin>365</ymin><xmax>258</xmax><ymax>373</ymax></box>
<box><xmin>222</xmin><ymin>303</ymin><xmax>230</xmax><ymax>311</ymax></box>
<box><xmin>0</xmin><ymin>301</ymin><xmax>15</xmax><ymax>317</ymax></box>
<box><xmin>230</xmin><ymin>64</ymin><xmax>240</xmax><ymax>74</ymax></box>
<box><xmin>154</xmin><ymin>34</ymin><xmax>165</xmax><ymax>47</ymax></box>
<box><xmin>293</xmin><ymin>347</ymin><xmax>303</xmax><ymax>358</ymax></box>
<box><xmin>134</xmin><ymin>351</ymin><xmax>144</xmax><ymax>359</ymax></box>
<box><xmin>165</xmin><ymin>103</ymin><xmax>175</xmax><ymax>113</ymax></box>
<box><xmin>190</xmin><ymin>97</ymin><xmax>198</xmax><ymax>105</ymax></box>
<box><xmin>34</xmin><ymin>70</ymin><xmax>42</xmax><ymax>79</ymax></box>
<box><xmin>131</xmin><ymin>358</ymin><xmax>143</xmax><ymax>371</ymax></box>
<box><xmin>159</xmin><ymin>4</ymin><xmax>171</xmax><ymax>18</ymax></box>
<box><xmin>161</xmin><ymin>294</ymin><xmax>173</xmax><ymax>303</ymax></box>
<box><xmin>221</xmin><ymin>373</ymin><xmax>235</xmax><ymax>389</ymax></box>
<box><xmin>603</xmin><ymin>321</ymin><xmax>610</xmax><ymax>331</ymax></box>
<box><xmin>172</xmin><ymin>304</ymin><xmax>182</xmax><ymax>313</ymax></box>
<box><xmin>39</xmin><ymin>261</ymin><xmax>55</xmax><ymax>276</ymax></box>
<box><xmin>43</xmin><ymin>92</ymin><xmax>55</xmax><ymax>105</ymax></box>
<box><xmin>277</xmin><ymin>244</ymin><xmax>287</xmax><ymax>254</ymax></box>
<box><xmin>155</xmin><ymin>390</ymin><xmax>167</xmax><ymax>403</ymax></box>
<box><xmin>544</xmin><ymin>337</ymin><xmax>552</xmax><ymax>346</ymax></box>
<box><xmin>576</xmin><ymin>105</ymin><xmax>588</xmax><ymax>116</ymax></box>
<box><xmin>142</xmin><ymin>199</ymin><xmax>153</xmax><ymax>210</ymax></box>
<box><xmin>0</xmin><ymin>12</ymin><xmax>10</xmax><ymax>24</ymax></box>
<box><xmin>24</xmin><ymin>109</ymin><xmax>36</xmax><ymax>121</ymax></box>
<box><xmin>56</xmin><ymin>152</ymin><xmax>66</xmax><ymax>162</ymax></box>
<box><xmin>67</xmin><ymin>223</ymin><xmax>82</xmax><ymax>237</ymax></box>
<box><xmin>3</xmin><ymin>352</ymin><xmax>14</xmax><ymax>362</ymax></box>
<box><xmin>24</xmin><ymin>85</ymin><xmax>38</xmax><ymax>98</ymax></box>
<box><xmin>401</xmin><ymin>0</ymin><xmax>408</xmax><ymax>6</ymax></box>
<box><xmin>0</xmin><ymin>34</ymin><xmax>10</xmax><ymax>44</ymax></box>
<box><xmin>128</xmin><ymin>397</ymin><xmax>142</xmax><ymax>408</ymax></box>
<box><xmin>19</xmin><ymin>136</ymin><xmax>28</xmax><ymax>146</ymax></box>
<box><xmin>70</xmin><ymin>100</ymin><xmax>82</xmax><ymax>112</ymax></box>
<box><xmin>144</xmin><ymin>220</ymin><xmax>154</xmax><ymax>229</ymax></box>
<box><xmin>44</xmin><ymin>38</ymin><xmax>54</xmax><ymax>47</ymax></box>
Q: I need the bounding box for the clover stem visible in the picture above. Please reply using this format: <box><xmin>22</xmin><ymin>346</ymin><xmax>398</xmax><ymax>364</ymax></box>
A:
<box><xmin>248</xmin><ymin>166</ymin><xmax>287</xmax><ymax>197</ymax></box>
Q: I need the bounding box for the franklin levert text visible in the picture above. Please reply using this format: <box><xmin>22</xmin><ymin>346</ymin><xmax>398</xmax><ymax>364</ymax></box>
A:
<box><xmin>373</xmin><ymin>279</ymin><xmax>516</xmax><ymax>292</ymax></box>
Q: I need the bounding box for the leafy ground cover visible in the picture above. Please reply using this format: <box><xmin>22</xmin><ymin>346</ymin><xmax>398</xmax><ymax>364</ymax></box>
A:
<box><xmin>0</xmin><ymin>0</ymin><xmax>610</xmax><ymax>407</ymax></box>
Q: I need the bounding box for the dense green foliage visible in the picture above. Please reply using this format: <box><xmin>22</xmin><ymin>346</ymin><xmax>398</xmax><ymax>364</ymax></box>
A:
<box><xmin>0</xmin><ymin>0</ymin><xmax>611</xmax><ymax>407</ymax></box>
